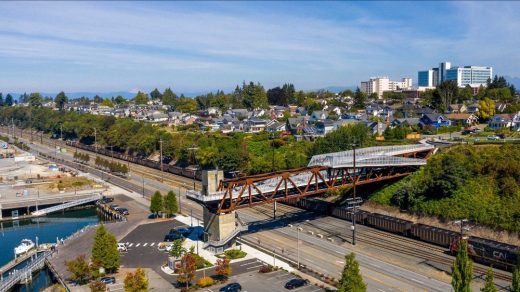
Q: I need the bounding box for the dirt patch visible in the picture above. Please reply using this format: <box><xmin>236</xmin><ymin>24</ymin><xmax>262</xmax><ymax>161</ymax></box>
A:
<box><xmin>47</xmin><ymin>176</ymin><xmax>94</xmax><ymax>192</ymax></box>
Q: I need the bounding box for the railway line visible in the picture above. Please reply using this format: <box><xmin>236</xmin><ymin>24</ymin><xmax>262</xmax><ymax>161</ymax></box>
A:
<box><xmin>249</xmin><ymin>202</ymin><xmax>513</xmax><ymax>282</ymax></box>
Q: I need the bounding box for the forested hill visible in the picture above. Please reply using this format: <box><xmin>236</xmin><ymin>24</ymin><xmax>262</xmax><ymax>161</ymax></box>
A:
<box><xmin>370</xmin><ymin>145</ymin><xmax>520</xmax><ymax>232</ymax></box>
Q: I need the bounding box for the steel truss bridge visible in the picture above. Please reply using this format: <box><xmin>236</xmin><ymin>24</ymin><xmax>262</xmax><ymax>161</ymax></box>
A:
<box><xmin>188</xmin><ymin>144</ymin><xmax>436</xmax><ymax>214</ymax></box>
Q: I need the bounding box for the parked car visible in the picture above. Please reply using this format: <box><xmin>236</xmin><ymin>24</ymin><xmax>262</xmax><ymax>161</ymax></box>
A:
<box><xmin>164</xmin><ymin>232</ymin><xmax>183</xmax><ymax>242</ymax></box>
<box><xmin>109</xmin><ymin>204</ymin><xmax>119</xmax><ymax>210</ymax></box>
<box><xmin>487</xmin><ymin>135</ymin><xmax>501</xmax><ymax>140</ymax></box>
<box><xmin>219</xmin><ymin>282</ymin><xmax>242</xmax><ymax>292</ymax></box>
<box><xmin>117</xmin><ymin>243</ymin><xmax>127</xmax><ymax>252</ymax></box>
<box><xmin>101</xmin><ymin>196</ymin><xmax>114</xmax><ymax>204</ymax></box>
<box><xmin>174</xmin><ymin>226</ymin><xmax>193</xmax><ymax>237</ymax></box>
<box><xmin>99</xmin><ymin>276</ymin><xmax>116</xmax><ymax>284</ymax></box>
<box><xmin>284</xmin><ymin>279</ymin><xmax>309</xmax><ymax>289</ymax></box>
<box><xmin>118</xmin><ymin>208</ymin><xmax>129</xmax><ymax>215</ymax></box>
<box><xmin>148</xmin><ymin>213</ymin><xmax>159</xmax><ymax>219</ymax></box>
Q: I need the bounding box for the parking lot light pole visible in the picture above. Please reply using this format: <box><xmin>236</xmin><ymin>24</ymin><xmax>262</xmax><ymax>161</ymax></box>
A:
<box><xmin>351</xmin><ymin>142</ymin><xmax>357</xmax><ymax>246</ymax></box>
<box><xmin>142</xmin><ymin>176</ymin><xmax>145</xmax><ymax>198</ymax></box>
<box><xmin>297</xmin><ymin>226</ymin><xmax>302</xmax><ymax>269</ymax></box>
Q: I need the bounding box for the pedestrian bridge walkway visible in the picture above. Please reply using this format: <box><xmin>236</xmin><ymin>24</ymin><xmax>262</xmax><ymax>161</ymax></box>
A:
<box><xmin>32</xmin><ymin>193</ymin><xmax>102</xmax><ymax>216</ymax></box>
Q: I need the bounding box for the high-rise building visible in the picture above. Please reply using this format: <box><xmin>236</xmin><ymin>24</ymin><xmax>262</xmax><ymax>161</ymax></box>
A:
<box><xmin>418</xmin><ymin>61</ymin><xmax>492</xmax><ymax>88</ymax></box>
<box><xmin>445</xmin><ymin>66</ymin><xmax>493</xmax><ymax>87</ymax></box>
<box><xmin>360</xmin><ymin>76</ymin><xmax>412</xmax><ymax>99</ymax></box>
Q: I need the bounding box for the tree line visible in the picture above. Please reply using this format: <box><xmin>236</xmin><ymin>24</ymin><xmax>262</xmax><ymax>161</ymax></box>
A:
<box><xmin>94</xmin><ymin>156</ymin><xmax>129</xmax><ymax>175</ymax></box>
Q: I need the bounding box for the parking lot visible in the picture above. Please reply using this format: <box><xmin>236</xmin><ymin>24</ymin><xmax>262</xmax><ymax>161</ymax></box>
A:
<box><xmin>205</xmin><ymin>269</ymin><xmax>325</xmax><ymax>292</ymax></box>
<box><xmin>119</xmin><ymin>220</ymin><xmax>267</xmax><ymax>287</ymax></box>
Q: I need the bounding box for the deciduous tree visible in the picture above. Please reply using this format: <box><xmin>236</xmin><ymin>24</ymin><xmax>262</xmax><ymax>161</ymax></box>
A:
<box><xmin>215</xmin><ymin>257</ymin><xmax>231</xmax><ymax>278</ymax></box>
<box><xmin>164</xmin><ymin>190</ymin><xmax>179</xmax><ymax>216</ymax></box>
<box><xmin>177</xmin><ymin>254</ymin><xmax>196</xmax><ymax>286</ymax></box>
<box><xmin>65</xmin><ymin>254</ymin><xmax>91</xmax><ymax>285</ymax></box>
<box><xmin>477</xmin><ymin>97</ymin><xmax>496</xmax><ymax>121</ymax></box>
<box><xmin>150</xmin><ymin>191</ymin><xmax>163</xmax><ymax>214</ymax></box>
<box><xmin>134</xmin><ymin>91</ymin><xmax>149</xmax><ymax>105</ymax></box>
<box><xmin>124</xmin><ymin>268</ymin><xmax>148</xmax><ymax>292</ymax></box>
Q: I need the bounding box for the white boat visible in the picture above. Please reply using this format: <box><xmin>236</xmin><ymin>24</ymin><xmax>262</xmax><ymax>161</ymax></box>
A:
<box><xmin>14</xmin><ymin>239</ymin><xmax>35</xmax><ymax>257</ymax></box>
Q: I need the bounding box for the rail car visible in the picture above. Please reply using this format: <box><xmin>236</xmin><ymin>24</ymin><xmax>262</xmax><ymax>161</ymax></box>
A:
<box><xmin>284</xmin><ymin>197</ymin><xmax>519</xmax><ymax>271</ymax></box>
<box><xmin>66</xmin><ymin>141</ymin><xmax>202</xmax><ymax>180</ymax></box>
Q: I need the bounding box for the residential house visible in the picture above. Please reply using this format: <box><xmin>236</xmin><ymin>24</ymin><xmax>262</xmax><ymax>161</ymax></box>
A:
<box><xmin>445</xmin><ymin>113</ymin><xmax>478</xmax><ymax>126</ymax></box>
<box><xmin>390</xmin><ymin>118</ymin><xmax>421</xmax><ymax>128</ymax></box>
<box><xmin>495</xmin><ymin>102</ymin><xmax>508</xmax><ymax>113</ymax></box>
<box><xmin>316</xmin><ymin>119</ymin><xmax>335</xmax><ymax>135</ymax></box>
<box><xmin>244</xmin><ymin>117</ymin><xmax>267</xmax><ymax>133</ymax></box>
<box><xmin>286</xmin><ymin>117</ymin><xmax>307</xmax><ymax>135</ymax></box>
<box><xmin>447</xmin><ymin>104</ymin><xmax>467</xmax><ymax>114</ymax></box>
<box><xmin>419</xmin><ymin>113</ymin><xmax>452</xmax><ymax>128</ymax></box>
<box><xmin>365</xmin><ymin>121</ymin><xmax>387</xmax><ymax>135</ymax></box>
<box><xmin>466</xmin><ymin>103</ymin><xmax>479</xmax><ymax>114</ymax></box>
<box><xmin>228</xmin><ymin>109</ymin><xmax>251</xmax><ymax>120</ymax></box>
<box><xmin>310</xmin><ymin>110</ymin><xmax>329</xmax><ymax>122</ymax></box>
<box><xmin>146</xmin><ymin>112</ymin><xmax>169</xmax><ymax>124</ymax></box>
<box><xmin>266</xmin><ymin>121</ymin><xmax>287</xmax><ymax>133</ymax></box>
<box><xmin>488</xmin><ymin>112</ymin><xmax>520</xmax><ymax>130</ymax></box>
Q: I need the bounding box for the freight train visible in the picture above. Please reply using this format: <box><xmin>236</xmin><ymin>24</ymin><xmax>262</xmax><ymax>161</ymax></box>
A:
<box><xmin>65</xmin><ymin>141</ymin><xmax>202</xmax><ymax>180</ymax></box>
<box><xmin>286</xmin><ymin>198</ymin><xmax>518</xmax><ymax>271</ymax></box>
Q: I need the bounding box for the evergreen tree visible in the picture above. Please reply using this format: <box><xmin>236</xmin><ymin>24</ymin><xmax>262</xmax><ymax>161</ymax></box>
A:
<box><xmin>0</xmin><ymin>93</ymin><xmax>3</xmax><ymax>106</ymax></box>
<box><xmin>150</xmin><ymin>191</ymin><xmax>163</xmax><ymax>214</ymax></box>
<box><xmin>134</xmin><ymin>91</ymin><xmax>149</xmax><ymax>105</ymax></box>
<box><xmin>5</xmin><ymin>94</ymin><xmax>13</xmax><ymax>106</ymax></box>
<box><xmin>512</xmin><ymin>250</ymin><xmax>520</xmax><ymax>292</ymax></box>
<box><xmin>168</xmin><ymin>239</ymin><xmax>185</xmax><ymax>258</ymax></box>
<box><xmin>124</xmin><ymin>268</ymin><xmax>148</xmax><ymax>292</ymax></box>
<box><xmin>55</xmin><ymin>91</ymin><xmax>68</xmax><ymax>110</ymax></box>
<box><xmin>481</xmin><ymin>268</ymin><xmax>497</xmax><ymax>292</ymax></box>
<box><xmin>163</xmin><ymin>190</ymin><xmax>178</xmax><ymax>216</ymax></box>
<box><xmin>162</xmin><ymin>88</ymin><xmax>178</xmax><ymax>106</ymax></box>
<box><xmin>150</xmin><ymin>88</ymin><xmax>162</xmax><ymax>100</ymax></box>
<box><xmin>452</xmin><ymin>239</ymin><xmax>473</xmax><ymax>292</ymax></box>
<box><xmin>91</xmin><ymin>224</ymin><xmax>120</xmax><ymax>272</ymax></box>
<box><xmin>353</xmin><ymin>87</ymin><xmax>367</xmax><ymax>110</ymax></box>
<box><xmin>337</xmin><ymin>252</ymin><xmax>366</xmax><ymax>292</ymax></box>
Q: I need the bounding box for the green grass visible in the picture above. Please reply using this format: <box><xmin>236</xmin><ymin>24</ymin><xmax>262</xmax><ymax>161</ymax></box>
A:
<box><xmin>223</xmin><ymin>249</ymin><xmax>247</xmax><ymax>260</ymax></box>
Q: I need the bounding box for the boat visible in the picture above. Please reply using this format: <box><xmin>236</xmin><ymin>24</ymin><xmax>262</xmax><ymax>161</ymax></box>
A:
<box><xmin>14</xmin><ymin>239</ymin><xmax>35</xmax><ymax>257</ymax></box>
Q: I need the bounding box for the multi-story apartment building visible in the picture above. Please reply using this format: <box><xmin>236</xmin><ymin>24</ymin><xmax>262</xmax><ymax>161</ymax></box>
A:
<box><xmin>360</xmin><ymin>77</ymin><xmax>412</xmax><ymax>99</ymax></box>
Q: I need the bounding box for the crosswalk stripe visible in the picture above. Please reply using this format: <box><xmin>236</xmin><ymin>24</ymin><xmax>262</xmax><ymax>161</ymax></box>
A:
<box><xmin>143</xmin><ymin>243</ymin><xmax>148</xmax><ymax>247</ymax></box>
<box><xmin>150</xmin><ymin>242</ymin><xmax>155</xmax><ymax>246</ymax></box>
<box><xmin>135</xmin><ymin>243</ymin><xmax>141</xmax><ymax>247</ymax></box>
<box><xmin>128</xmin><ymin>243</ymin><xmax>133</xmax><ymax>247</ymax></box>
<box><xmin>125</xmin><ymin>242</ymin><xmax>130</xmax><ymax>245</ymax></box>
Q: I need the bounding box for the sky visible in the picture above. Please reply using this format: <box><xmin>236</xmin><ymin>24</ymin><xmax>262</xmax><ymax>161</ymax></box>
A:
<box><xmin>1</xmin><ymin>1</ymin><xmax>519</xmax><ymax>95</ymax></box>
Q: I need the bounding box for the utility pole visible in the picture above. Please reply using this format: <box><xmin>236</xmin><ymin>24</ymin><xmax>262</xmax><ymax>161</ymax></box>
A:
<box><xmin>110</xmin><ymin>145</ymin><xmax>114</xmax><ymax>163</ymax></box>
<box><xmin>60</xmin><ymin>124</ymin><xmax>63</xmax><ymax>140</ymax></box>
<box><xmin>351</xmin><ymin>142</ymin><xmax>357</xmax><ymax>245</ymax></box>
<box><xmin>187</xmin><ymin>147</ymin><xmax>199</xmax><ymax>190</ymax></box>
<box><xmin>142</xmin><ymin>176</ymin><xmax>145</xmax><ymax>198</ymax></box>
<box><xmin>159</xmin><ymin>138</ymin><xmax>163</xmax><ymax>182</ymax></box>
<box><xmin>297</xmin><ymin>226</ymin><xmax>301</xmax><ymax>269</ymax></box>
<box><xmin>93</xmin><ymin>127</ymin><xmax>97</xmax><ymax>153</ymax></box>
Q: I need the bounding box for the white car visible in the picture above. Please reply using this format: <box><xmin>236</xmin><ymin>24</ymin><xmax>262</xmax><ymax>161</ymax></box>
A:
<box><xmin>487</xmin><ymin>135</ymin><xmax>500</xmax><ymax>141</ymax></box>
<box><xmin>117</xmin><ymin>243</ymin><xmax>127</xmax><ymax>252</ymax></box>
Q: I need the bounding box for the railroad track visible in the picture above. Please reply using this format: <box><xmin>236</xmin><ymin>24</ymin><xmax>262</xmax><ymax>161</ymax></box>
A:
<box><xmin>248</xmin><ymin>203</ymin><xmax>513</xmax><ymax>283</ymax></box>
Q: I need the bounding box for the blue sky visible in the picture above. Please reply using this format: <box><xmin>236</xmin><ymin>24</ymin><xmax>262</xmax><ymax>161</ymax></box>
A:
<box><xmin>1</xmin><ymin>1</ymin><xmax>519</xmax><ymax>94</ymax></box>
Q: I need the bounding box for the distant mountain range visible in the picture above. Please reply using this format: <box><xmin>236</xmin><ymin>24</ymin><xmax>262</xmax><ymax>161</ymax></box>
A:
<box><xmin>505</xmin><ymin>76</ymin><xmax>520</xmax><ymax>89</ymax></box>
<box><xmin>5</xmin><ymin>85</ymin><xmax>359</xmax><ymax>100</ymax></box>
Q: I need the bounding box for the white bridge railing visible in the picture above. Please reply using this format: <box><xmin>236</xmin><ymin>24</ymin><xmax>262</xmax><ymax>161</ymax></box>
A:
<box><xmin>0</xmin><ymin>251</ymin><xmax>51</xmax><ymax>292</ymax></box>
<box><xmin>32</xmin><ymin>193</ymin><xmax>102</xmax><ymax>216</ymax></box>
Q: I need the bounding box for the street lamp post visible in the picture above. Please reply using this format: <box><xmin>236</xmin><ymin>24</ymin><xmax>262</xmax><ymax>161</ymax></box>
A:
<box><xmin>142</xmin><ymin>176</ymin><xmax>145</xmax><ymax>198</ymax></box>
<box><xmin>297</xmin><ymin>226</ymin><xmax>301</xmax><ymax>269</ymax></box>
<box><xmin>93</xmin><ymin>127</ymin><xmax>97</xmax><ymax>153</ymax></box>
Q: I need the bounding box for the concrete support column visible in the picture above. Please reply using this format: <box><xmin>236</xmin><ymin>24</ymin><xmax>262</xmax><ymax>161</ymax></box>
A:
<box><xmin>203</xmin><ymin>207</ymin><xmax>236</xmax><ymax>242</ymax></box>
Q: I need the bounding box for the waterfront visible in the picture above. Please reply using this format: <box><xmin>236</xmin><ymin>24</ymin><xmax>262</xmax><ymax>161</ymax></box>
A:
<box><xmin>0</xmin><ymin>208</ymin><xmax>101</xmax><ymax>291</ymax></box>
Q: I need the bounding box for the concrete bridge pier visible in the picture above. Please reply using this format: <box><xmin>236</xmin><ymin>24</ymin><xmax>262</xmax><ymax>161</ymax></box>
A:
<box><xmin>201</xmin><ymin>170</ymin><xmax>237</xmax><ymax>243</ymax></box>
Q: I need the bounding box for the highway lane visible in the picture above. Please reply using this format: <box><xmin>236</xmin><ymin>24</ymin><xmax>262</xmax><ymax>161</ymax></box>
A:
<box><xmin>19</xmin><ymin>135</ymin><xmax>453</xmax><ymax>291</ymax></box>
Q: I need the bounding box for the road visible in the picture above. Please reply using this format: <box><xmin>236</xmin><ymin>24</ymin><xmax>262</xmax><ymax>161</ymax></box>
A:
<box><xmin>8</xmin><ymin>130</ymin><xmax>457</xmax><ymax>291</ymax></box>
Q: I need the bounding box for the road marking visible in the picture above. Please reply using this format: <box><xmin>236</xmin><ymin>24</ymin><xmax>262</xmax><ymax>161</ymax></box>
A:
<box><xmin>150</xmin><ymin>242</ymin><xmax>155</xmax><ymax>246</ymax></box>
<box><xmin>240</xmin><ymin>261</ymin><xmax>260</xmax><ymax>266</ymax></box>
<box><xmin>369</xmin><ymin>263</ymin><xmax>381</xmax><ymax>268</ymax></box>
<box><xmin>377</xmin><ymin>289</ymin><xmax>386</xmax><ymax>292</ymax></box>
<box><xmin>127</xmin><ymin>243</ymin><xmax>133</xmax><ymax>247</ymax></box>
<box><xmin>410</xmin><ymin>278</ymin><xmax>424</xmax><ymax>284</ymax></box>
<box><xmin>335</xmin><ymin>250</ymin><xmax>342</xmax><ymax>254</ymax></box>
<box><xmin>310</xmin><ymin>289</ymin><xmax>322</xmax><ymax>292</ymax></box>
<box><xmin>125</xmin><ymin>242</ymin><xmax>130</xmax><ymax>245</ymax></box>
<box><xmin>246</xmin><ymin>264</ymin><xmax>264</xmax><ymax>270</ymax></box>
<box><xmin>143</xmin><ymin>243</ymin><xmax>148</xmax><ymax>247</ymax></box>
<box><xmin>336</xmin><ymin>260</ymin><xmax>344</xmax><ymax>264</ymax></box>
<box><xmin>135</xmin><ymin>243</ymin><xmax>141</xmax><ymax>247</ymax></box>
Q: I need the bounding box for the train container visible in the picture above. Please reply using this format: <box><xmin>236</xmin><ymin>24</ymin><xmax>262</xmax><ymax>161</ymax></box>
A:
<box><xmin>411</xmin><ymin>224</ymin><xmax>459</xmax><ymax>247</ymax></box>
<box><xmin>450</xmin><ymin>237</ymin><xmax>518</xmax><ymax>270</ymax></box>
<box><xmin>366</xmin><ymin>213</ymin><xmax>413</xmax><ymax>236</ymax></box>
<box><xmin>296</xmin><ymin>198</ymin><xmax>331</xmax><ymax>213</ymax></box>
<box><xmin>331</xmin><ymin>207</ymin><xmax>368</xmax><ymax>224</ymax></box>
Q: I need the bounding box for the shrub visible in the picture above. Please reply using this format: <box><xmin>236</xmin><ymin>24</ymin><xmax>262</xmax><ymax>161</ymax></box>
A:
<box><xmin>259</xmin><ymin>265</ymin><xmax>273</xmax><ymax>273</ymax></box>
<box><xmin>223</xmin><ymin>249</ymin><xmax>247</xmax><ymax>260</ymax></box>
<box><xmin>196</xmin><ymin>276</ymin><xmax>214</xmax><ymax>287</ymax></box>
